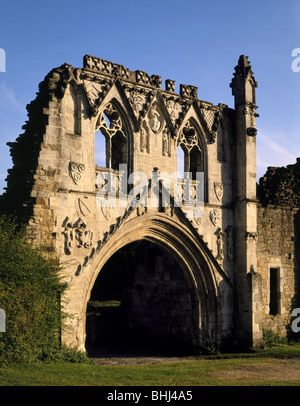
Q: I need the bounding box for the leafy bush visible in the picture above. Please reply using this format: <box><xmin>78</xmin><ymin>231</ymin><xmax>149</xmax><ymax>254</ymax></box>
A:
<box><xmin>263</xmin><ymin>328</ymin><xmax>288</xmax><ymax>346</ymax></box>
<box><xmin>0</xmin><ymin>215</ymin><xmax>89</xmax><ymax>365</ymax></box>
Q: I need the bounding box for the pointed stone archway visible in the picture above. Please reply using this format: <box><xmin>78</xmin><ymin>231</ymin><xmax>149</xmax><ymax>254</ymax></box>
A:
<box><xmin>61</xmin><ymin>212</ymin><xmax>233</xmax><ymax>351</ymax></box>
<box><xmin>86</xmin><ymin>239</ymin><xmax>195</xmax><ymax>353</ymax></box>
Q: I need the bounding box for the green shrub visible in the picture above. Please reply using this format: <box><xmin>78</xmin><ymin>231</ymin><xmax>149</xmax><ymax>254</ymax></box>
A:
<box><xmin>0</xmin><ymin>215</ymin><xmax>89</xmax><ymax>365</ymax></box>
<box><xmin>263</xmin><ymin>329</ymin><xmax>288</xmax><ymax>346</ymax></box>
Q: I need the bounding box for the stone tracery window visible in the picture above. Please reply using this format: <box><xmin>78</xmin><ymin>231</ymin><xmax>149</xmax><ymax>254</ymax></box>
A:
<box><xmin>177</xmin><ymin>120</ymin><xmax>203</xmax><ymax>180</ymax></box>
<box><xmin>95</xmin><ymin>102</ymin><xmax>128</xmax><ymax>170</ymax></box>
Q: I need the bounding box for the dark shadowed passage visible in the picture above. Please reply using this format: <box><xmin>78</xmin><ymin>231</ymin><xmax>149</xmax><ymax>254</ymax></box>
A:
<box><xmin>86</xmin><ymin>240</ymin><xmax>194</xmax><ymax>355</ymax></box>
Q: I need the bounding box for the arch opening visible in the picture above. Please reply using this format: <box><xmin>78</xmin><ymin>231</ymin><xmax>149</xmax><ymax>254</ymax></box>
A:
<box><xmin>95</xmin><ymin>130</ymin><xmax>107</xmax><ymax>168</ymax></box>
<box><xmin>95</xmin><ymin>100</ymin><xmax>130</xmax><ymax>171</ymax></box>
<box><xmin>189</xmin><ymin>145</ymin><xmax>203</xmax><ymax>179</ymax></box>
<box><xmin>86</xmin><ymin>240</ymin><xmax>196</xmax><ymax>355</ymax></box>
<box><xmin>177</xmin><ymin>145</ymin><xmax>185</xmax><ymax>179</ymax></box>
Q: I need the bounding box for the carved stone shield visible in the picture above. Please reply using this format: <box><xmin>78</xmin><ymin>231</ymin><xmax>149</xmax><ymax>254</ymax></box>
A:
<box><xmin>214</xmin><ymin>182</ymin><xmax>223</xmax><ymax>201</ymax></box>
<box><xmin>209</xmin><ymin>209</ymin><xmax>220</xmax><ymax>227</ymax></box>
<box><xmin>100</xmin><ymin>201</ymin><xmax>114</xmax><ymax>221</ymax></box>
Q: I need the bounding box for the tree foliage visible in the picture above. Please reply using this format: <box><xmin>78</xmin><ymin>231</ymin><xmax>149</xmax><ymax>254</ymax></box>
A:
<box><xmin>0</xmin><ymin>215</ymin><xmax>86</xmax><ymax>365</ymax></box>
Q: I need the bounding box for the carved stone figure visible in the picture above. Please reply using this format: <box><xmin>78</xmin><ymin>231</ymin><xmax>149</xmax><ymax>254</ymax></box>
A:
<box><xmin>149</xmin><ymin>105</ymin><xmax>162</xmax><ymax>133</ymax></box>
<box><xmin>162</xmin><ymin>129</ymin><xmax>170</xmax><ymax>156</ymax></box>
<box><xmin>75</xmin><ymin>222</ymin><xmax>93</xmax><ymax>248</ymax></box>
<box><xmin>63</xmin><ymin>222</ymin><xmax>74</xmax><ymax>255</ymax></box>
<box><xmin>140</xmin><ymin>127</ymin><xmax>148</xmax><ymax>153</ymax></box>
<box><xmin>216</xmin><ymin>228</ymin><xmax>224</xmax><ymax>261</ymax></box>
<box><xmin>62</xmin><ymin>219</ymin><xmax>93</xmax><ymax>254</ymax></box>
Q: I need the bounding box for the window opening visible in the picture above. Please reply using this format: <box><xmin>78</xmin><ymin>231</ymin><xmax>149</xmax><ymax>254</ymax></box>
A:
<box><xmin>177</xmin><ymin>146</ymin><xmax>185</xmax><ymax>179</ymax></box>
<box><xmin>269</xmin><ymin>267</ymin><xmax>280</xmax><ymax>315</ymax></box>
<box><xmin>95</xmin><ymin>130</ymin><xmax>107</xmax><ymax>168</ymax></box>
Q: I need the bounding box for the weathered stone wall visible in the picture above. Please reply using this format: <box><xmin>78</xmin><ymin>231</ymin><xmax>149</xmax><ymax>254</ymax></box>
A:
<box><xmin>257</xmin><ymin>158</ymin><xmax>300</xmax><ymax>337</ymax></box>
<box><xmin>257</xmin><ymin>205</ymin><xmax>299</xmax><ymax>335</ymax></box>
<box><xmin>257</xmin><ymin>159</ymin><xmax>300</xmax><ymax>208</ymax></box>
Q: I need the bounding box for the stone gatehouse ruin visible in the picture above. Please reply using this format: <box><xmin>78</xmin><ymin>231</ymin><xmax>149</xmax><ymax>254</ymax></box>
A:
<box><xmin>0</xmin><ymin>54</ymin><xmax>299</xmax><ymax>352</ymax></box>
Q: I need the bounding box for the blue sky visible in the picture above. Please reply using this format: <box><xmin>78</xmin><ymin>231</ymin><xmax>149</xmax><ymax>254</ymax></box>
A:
<box><xmin>0</xmin><ymin>0</ymin><xmax>299</xmax><ymax>192</ymax></box>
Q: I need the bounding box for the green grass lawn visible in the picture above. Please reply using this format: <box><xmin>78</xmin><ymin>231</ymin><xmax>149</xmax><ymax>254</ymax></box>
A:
<box><xmin>1</xmin><ymin>343</ymin><xmax>300</xmax><ymax>386</ymax></box>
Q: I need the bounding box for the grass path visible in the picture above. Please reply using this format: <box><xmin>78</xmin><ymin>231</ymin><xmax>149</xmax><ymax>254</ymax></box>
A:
<box><xmin>1</xmin><ymin>344</ymin><xmax>300</xmax><ymax>386</ymax></box>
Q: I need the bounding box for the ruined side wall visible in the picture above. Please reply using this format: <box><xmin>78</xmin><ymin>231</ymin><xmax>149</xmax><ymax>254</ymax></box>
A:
<box><xmin>257</xmin><ymin>205</ymin><xmax>299</xmax><ymax>335</ymax></box>
<box><xmin>0</xmin><ymin>65</ymin><xmax>73</xmax><ymax>257</ymax></box>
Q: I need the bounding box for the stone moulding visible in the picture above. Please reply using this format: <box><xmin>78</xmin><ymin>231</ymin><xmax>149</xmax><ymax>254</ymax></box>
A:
<box><xmin>72</xmin><ymin>185</ymin><xmax>233</xmax><ymax>293</ymax></box>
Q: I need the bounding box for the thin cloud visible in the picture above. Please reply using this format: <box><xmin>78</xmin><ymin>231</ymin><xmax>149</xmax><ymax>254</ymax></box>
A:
<box><xmin>257</xmin><ymin>132</ymin><xmax>298</xmax><ymax>177</ymax></box>
<box><xmin>0</xmin><ymin>81</ymin><xmax>25</xmax><ymax>113</ymax></box>
<box><xmin>257</xmin><ymin>134</ymin><xmax>299</xmax><ymax>166</ymax></box>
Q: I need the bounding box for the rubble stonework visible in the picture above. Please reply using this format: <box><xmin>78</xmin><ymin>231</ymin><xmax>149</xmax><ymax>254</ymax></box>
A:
<box><xmin>257</xmin><ymin>159</ymin><xmax>300</xmax><ymax>208</ymax></box>
<box><xmin>257</xmin><ymin>160</ymin><xmax>300</xmax><ymax>337</ymax></box>
<box><xmin>1</xmin><ymin>54</ymin><xmax>297</xmax><ymax>351</ymax></box>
